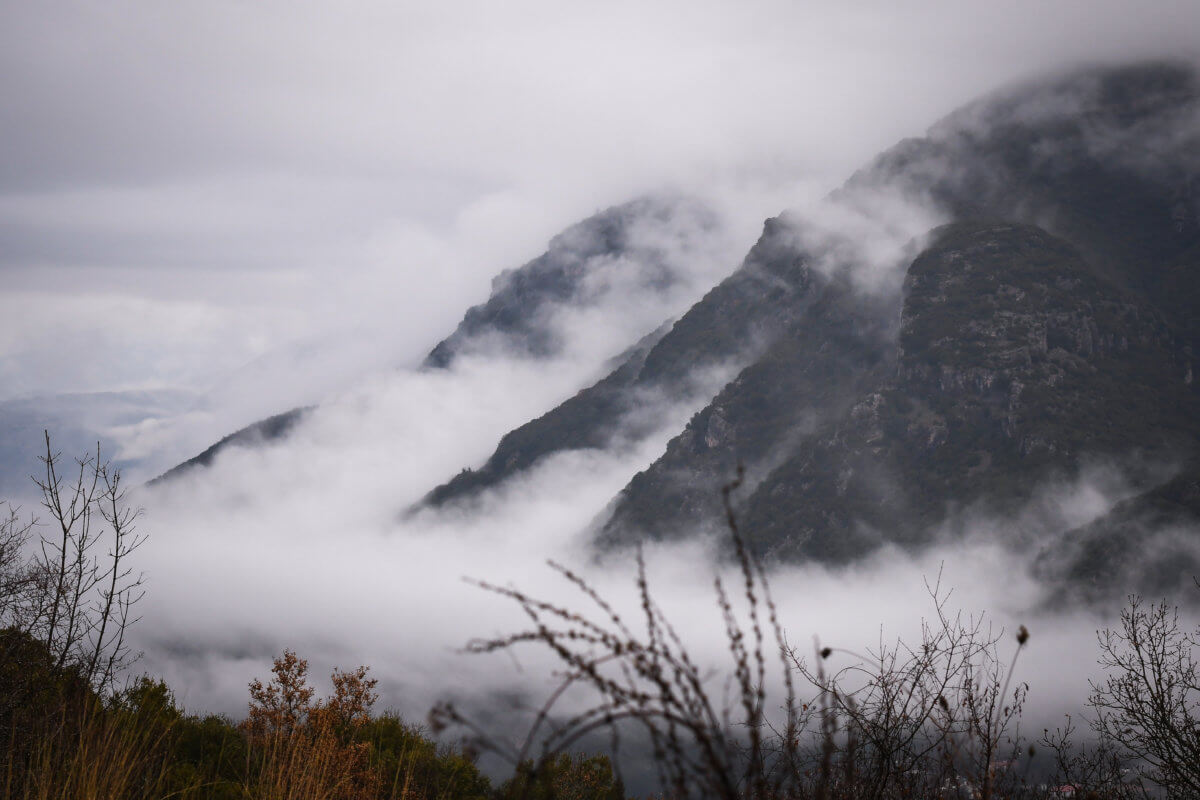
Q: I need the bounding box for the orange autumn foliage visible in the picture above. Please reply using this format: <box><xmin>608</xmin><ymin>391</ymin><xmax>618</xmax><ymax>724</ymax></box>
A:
<box><xmin>242</xmin><ymin>649</ymin><xmax>381</xmax><ymax>800</ymax></box>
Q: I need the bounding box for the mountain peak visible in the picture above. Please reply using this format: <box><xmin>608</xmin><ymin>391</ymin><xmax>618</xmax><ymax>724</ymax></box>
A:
<box><xmin>422</xmin><ymin>194</ymin><xmax>721</xmax><ymax>368</ymax></box>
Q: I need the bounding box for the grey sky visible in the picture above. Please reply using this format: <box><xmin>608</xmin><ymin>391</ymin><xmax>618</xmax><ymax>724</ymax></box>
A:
<box><xmin>5</xmin><ymin>1</ymin><xmax>1198</xmax><ymax>416</ymax></box>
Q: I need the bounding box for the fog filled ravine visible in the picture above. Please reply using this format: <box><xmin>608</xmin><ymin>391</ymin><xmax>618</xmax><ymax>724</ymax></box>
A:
<box><xmin>4</xmin><ymin>4</ymin><xmax>1200</xmax><ymax>797</ymax></box>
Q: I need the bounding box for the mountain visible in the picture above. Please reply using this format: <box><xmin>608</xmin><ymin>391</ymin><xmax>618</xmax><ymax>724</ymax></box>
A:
<box><xmin>148</xmin><ymin>408</ymin><xmax>310</xmax><ymax>485</ymax></box>
<box><xmin>152</xmin><ymin>60</ymin><xmax>1200</xmax><ymax>603</ymax></box>
<box><xmin>852</xmin><ymin>61</ymin><xmax>1200</xmax><ymax>338</ymax></box>
<box><xmin>422</xmin><ymin>213</ymin><xmax>818</xmax><ymax>508</ymax></box>
<box><xmin>424</xmin><ymin>194</ymin><xmax>721</xmax><ymax>368</ymax></box>
<box><xmin>596</xmin><ymin>271</ymin><xmax>896</xmax><ymax>542</ymax></box>
<box><xmin>422</xmin><ymin>61</ymin><xmax>1200</xmax><ymax>599</ymax></box>
<box><xmin>735</xmin><ymin>220</ymin><xmax>1195</xmax><ymax>561</ymax></box>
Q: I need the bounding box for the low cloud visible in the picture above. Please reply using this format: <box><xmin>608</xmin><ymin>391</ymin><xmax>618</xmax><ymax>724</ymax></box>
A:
<box><xmin>127</xmin><ymin>330</ymin><xmax>1194</xmax><ymax>763</ymax></box>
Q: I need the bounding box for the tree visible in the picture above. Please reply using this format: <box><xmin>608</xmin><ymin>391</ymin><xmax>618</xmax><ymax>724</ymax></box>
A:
<box><xmin>1088</xmin><ymin>596</ymin><xmax>1200</xmax><ymax>797</ymax></box>
<box><xmin>0</xmin><ymin>502</ymin><xmax>37</xmax><ymax>633</ymax></box>
<box><xmin>245</xmin><ymin>649</ymin><xmax>317</xmax><ymax>738</ymax></box>
<box><xmin>243</xmin><ymin>649</ymin><xmax>381</xmax><ymax>799</ymax></box>
<box><xmin>0</xmin><ymin>431</ymin><xmax>147</xmax><ymax>692</ymax></box>
<box><xmin>497</xmin><ymin>753</ymin><xmax>625</xmax><ymax>800</ymax></box>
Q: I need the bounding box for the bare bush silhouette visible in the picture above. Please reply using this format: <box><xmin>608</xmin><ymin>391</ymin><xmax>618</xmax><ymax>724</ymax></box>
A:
<box><xmin>1088</xmin><ymin>596</ymin><xmax>1200</xmax><ymax>797</ymax></box>
<box><xmin>1038</xmin><ymin>714</ymin><xmax>1148</xmax><ymax>799</ymax></box>
<box><xmin>0</xmin><ymin>432</ymin><xmax>146</xmax><ymax>691</ymax></box>
<box><xmin>792</xmin><ymin>578</ymin><xmax>1030</xmax><ymax>799</ymax></box>
<box><xmin>433</xmin><ymin>471</ymin><xmax>1034</xmax><ymax>799</ymax></box>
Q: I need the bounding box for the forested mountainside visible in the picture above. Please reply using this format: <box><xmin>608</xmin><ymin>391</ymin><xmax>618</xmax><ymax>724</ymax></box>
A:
<box><xmin>733</xmin><ymin>221</ymin><xmax>1196</xmax><ymax>562</ymax></box>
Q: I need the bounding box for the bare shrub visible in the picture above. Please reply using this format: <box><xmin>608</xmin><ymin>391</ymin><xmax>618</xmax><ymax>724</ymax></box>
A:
<box><xmin>1088</xmin><ymin>596</ymin><xmax>1200</xmax><ymax>797</ymax></box>
<box><xmin>0</xmin><ymin>432</ymin><xmax>146</xmax><ymax>692</ymax></box>
<box><xmin>1038</xmin><ymin>714</ymin><xmax>1149</xmax><ymax>799</ymax></box>
<box><xmin>434</xmin><ymin>471</ymin><xmax>1033</xmax><ymax>799</ymax></box>
<box><xmin>792</xmin><ymin>577</ymin><xmax>1030</xmax><ymax>799</ymax></box>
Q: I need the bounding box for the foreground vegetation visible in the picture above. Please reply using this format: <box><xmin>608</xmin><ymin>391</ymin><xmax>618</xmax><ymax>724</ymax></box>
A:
<box><xmin>0</xmin><ymin>438</ymin><xmax>625</xmax><ymax>799</ymax></box>
<box><xmin>3</xmin><ymin>441</ymin><xmax>1200</xmax><ymax>798</ymax></box>
<box><xmin>2</xmin><ymin>631</ymin><xmax>628</xmax><ymax>799</ymax></box>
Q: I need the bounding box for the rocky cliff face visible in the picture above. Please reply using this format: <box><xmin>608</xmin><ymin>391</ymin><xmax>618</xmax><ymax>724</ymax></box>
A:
<box><xmin>600</xmin><ymin>274</ymin><xmax>895</xmax><ymax>543</ymax></box>
<box><xmin>735</xmin><ymin>221</ymin><xmax>1198</xmax><ymax>563</ymax></box>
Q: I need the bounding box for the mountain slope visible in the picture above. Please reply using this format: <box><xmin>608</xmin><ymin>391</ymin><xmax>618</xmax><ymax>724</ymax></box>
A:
<box><xmin>424</xmin><ymin>195</ymin><xmax>722</xmax><ymax>368</ymax></box>
<box><xmin>155</xmin><ymin>195</ymin><xmax>723</xmax><ymax>485</ymax></box>
<box><xmin>600</xmin><ymin>274</ymin><xmax>895</xmax><ymax>542</ymax></box>
<box><xmin>1035</xmin><ymin>454</ymin><xmax>1200</xmax><ymax>606</ymax></box>
<box><xmin>737</xmin><ymin>220</ymin><xmax>1197</xmax><ymax>562</ymax></box>
<box><xmin>591</xmin><ymin>62</ymin><xmax>1200</xmax><ymax>577</ymax></box>
<box><xmin>149</xmin><ymin>408</ymin><xmax>310</xmax><ymax>485</ymax></box>
<box><xmin>421</xmin><ymin>214</ymin><xmax>818</xmax><ymax>508</ymax></box>
<box><xmin>854</xmin><ymin>62</ymin><xmax>1200</xmax><ymax>335</ymax></box>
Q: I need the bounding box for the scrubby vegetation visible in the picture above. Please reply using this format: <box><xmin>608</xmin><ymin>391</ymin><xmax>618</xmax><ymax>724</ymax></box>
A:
<box><xmin>0</xmin><ymin>637</ymin><xmax>503</xmax><ymax>799</ymax></box>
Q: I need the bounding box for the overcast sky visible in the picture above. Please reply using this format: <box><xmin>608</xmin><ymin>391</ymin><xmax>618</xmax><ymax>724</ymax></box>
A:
<box><xmin>4</xmin><ymin>1</ymin><xmax>1199</xmax><ymax>428</ymax></box>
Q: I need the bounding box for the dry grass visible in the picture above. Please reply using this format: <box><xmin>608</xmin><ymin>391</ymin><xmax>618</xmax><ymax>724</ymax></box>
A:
<box><xmin>4</xmin><ymin>703</ymin><xmax>173</xmax><ymax>800</ymax></box>
<box><xmin>245</xmin><ymin>726</ymin><xmax>378</xmax><ymax>800</ymax></box>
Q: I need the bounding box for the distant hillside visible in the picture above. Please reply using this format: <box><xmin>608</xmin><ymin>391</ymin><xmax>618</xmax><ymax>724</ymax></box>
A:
<box><xmin>149</xmin><ymin>408</ymin><xmax>310</xmax><ymax>485</ymax></box>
